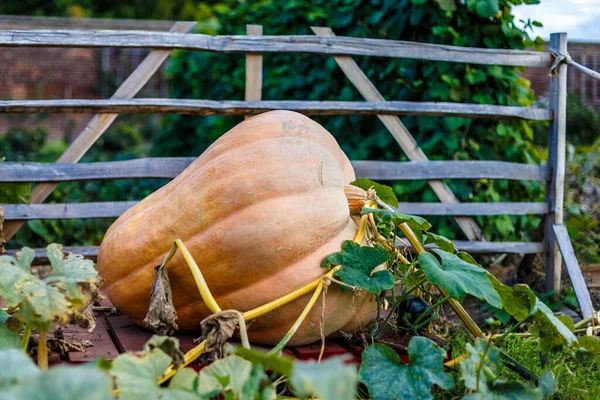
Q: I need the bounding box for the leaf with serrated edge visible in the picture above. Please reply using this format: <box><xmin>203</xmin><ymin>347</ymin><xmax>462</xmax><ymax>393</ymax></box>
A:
<box><xmin>419</xmin><ymin>250</ymin><xmax>502</xmax><ymax>308</ymax></box>
<box><xmin>0</xmin><ymin>364</ymin><xmax>113</xmax><ymax>400</ymax></box>
<box><xmin>351</xmin><ymin>178</ymin><xmax>398</xmax><ymax>207</ymax></box>
<box><xmin>198</xmin><ymin>355</ymin><xmax>253</xmax><ymax>397</ymax></box>
<box><xmin>111</xmin><ymin>336</ymin><xmax>198</xmax><ymax>400</ymax></box>
<box><xmin>424</xmin><ymin>232</ymin><xmax>456</xmax><ymax>253</ymax></box>
<box><xmin>321</xmin><ymin>241</ymin><xmax>393</xmax><ymax>294</ymax></box>
<box><xmin>291</xmin><ymin>356</ymin><xmax>357</xmax><ymax>400</ymax></box>
<box><xmin>514</xmin><ymin>285</ymin><xmax>577</xmax><ymax>348</ymax></box>
<box><xmin>359</xmin><ymin>338</ymin><xmax>453</xmax><ymax>400</ymax></box>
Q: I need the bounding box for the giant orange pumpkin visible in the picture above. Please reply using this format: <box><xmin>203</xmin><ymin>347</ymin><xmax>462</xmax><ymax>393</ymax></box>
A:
<box><xmin>97</xmin><ymin>110</ymin><xmax>376</xmax><ymax>345</ymax></box>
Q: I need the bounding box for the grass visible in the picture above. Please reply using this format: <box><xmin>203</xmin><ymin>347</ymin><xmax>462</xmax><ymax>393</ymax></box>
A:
<box><xmin>438</xmin><ymin>331</ymin><xmax>600</xmax><ymax>399</ymax></box>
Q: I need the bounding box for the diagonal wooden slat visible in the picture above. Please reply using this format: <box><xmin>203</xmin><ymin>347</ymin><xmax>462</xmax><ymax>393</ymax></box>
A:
<box><xmin>311</xmin><ymin>26</ymin><xmax>485</xmax><ymax>241</ymax></box>
<box><xmin>553</xmin><ymin>225</ymin><xmax>594</xmax><ymax>318</ymax></box>
<box><xmin>2</xmin><ymin>21</ymin><xmax>196</xmax><ymax>241</ymax></box>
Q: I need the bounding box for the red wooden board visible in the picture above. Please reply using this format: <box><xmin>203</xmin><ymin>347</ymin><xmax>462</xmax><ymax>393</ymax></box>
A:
<box><xmin>106</xmin><ymin>315</ymin><xmax>199</xmax><ymax>354</ymax></box>
<box><xmin>65</xmin><ymin>317</ymin><xmax>119</xmax><ymax>363</ymax></box>
<box><xmin>290</xmin><ymin>340</ymin><xmax>350</xmax><ymax>361</ymax></box>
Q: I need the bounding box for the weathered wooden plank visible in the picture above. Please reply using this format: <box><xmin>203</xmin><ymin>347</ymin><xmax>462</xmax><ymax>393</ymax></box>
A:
<box><xmin>0</xmin><ymin>159</ymin><xmax>549</xmax><ymax>183</ymax></box>
<box><xmin>393</xmin><ymin>202</ymin><xmax>548</xmax><ymax>216</ymax></box>
<box><xmin>2</xmin><ymin>202</ymin><xmax>136</xmax><ymax>220</ymax></box>
<box><xmin>2</xmin><ymin>21</ymin><xmax>197</xmax><ymax>242</ymax></box>
<box><xmin>312</xmin><ymin>26</ymin><xmax>485</xmax><ymax>241</ymax></box>
<box><xmin>553</xmin><ymin>225</ymin><xmax>594</xmax><ymax>318</ymax></box>
<box><xmin>245</xmin><ymin>25</ymin><xmax>263</xmax><ymax>120</ymax></box>
<box><xmin>352</xmin><ymin>160</ymin><xmax>549</xmax><ymax>181</ymax></box>
<box><xmin>0</xmin><ymin>98</ymin><xmax>552</xmax><ymax>120</ymax></box>
<box><xmin>545</xmin><ymin>33</ymin><xmax>568</xmax><ymax>292</ymax></box>
<box><xmin>65</xmin><ymin>318</ymin><xmax>119</xmax><ymax>362</ymax></box>
<box><xmin>0</xmin><ymin>30</ymin><xmax>550</xmax><ymax>67</ymax></box>
<box><xmin>0</xmin><ymin>158</ymin><xmax>194</xmax><ymax>182</ymax></box>
<box><xmin>397</xmin><ymin>240</ymin><xmax>544</xmax><ymax>254</ymax></box>
<box><xmin>1</xmin><ymin>201</ymin><xmax>547</xmax><ymax>220</ymax></box>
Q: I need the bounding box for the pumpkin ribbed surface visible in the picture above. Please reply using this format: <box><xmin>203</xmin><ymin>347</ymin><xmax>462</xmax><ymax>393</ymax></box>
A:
<box><xmin>97</xmin><ymin>110</ymin><xmax>376</xmax><ymax>345</ymax></box>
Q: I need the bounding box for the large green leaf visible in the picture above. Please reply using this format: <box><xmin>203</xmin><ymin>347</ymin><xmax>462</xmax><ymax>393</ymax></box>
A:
<box><xmin>467</xmin><ymin>0</ymin><xmax>499</xmax><ymax>18</ymax></box>
<box><xmin>0</xmin><ymin>325</ymin><xmax>20</xmax><ymax>350</ymax></box>
<box><xmin>489</xmin><ymin>276</ymin><xmax>531</xmax><ymax>321</ymax></box>
<box><xmin>424</xmin><ymin>232</ymin><xmax>456</xmax><ymax>253</ymax></box>
<box><xmin>0</xmin><ymin>349</ymin><xmax>40</xmax><ymax>389</ymax></box>
<box><xmin>291</xmin><ymin>357</ymin><xmax>358</xmax><ymax>400</ymax></box>
<box><xmin>198</xmin><ymin>355</ymin><xmax>253</xmax><ymax>397</ymax></box>
<box><xmin>350</xmin><ymin>178</ymin><xmax>398</xmax><ymax>208</ymax></box>
<box><xmin>0</xmin><ymin>245</ymin><xmax>100</xmax><ymax>331</ymax></box>
<box><xmin>111</xmin><ymin>336</ymin><xmax>198</xmax><ymax>400</ymax></box>
<box><xmin>418</xmin><ymin>250</ymin><xmax>502</xmax><ymax>308</ymax></box>
<box><xmin>507</xmin><ymin>285</ymin><xmax>577</xmax><ymax>349</ymax></box>
<box><xmin>359</xmin><ymin>338</ymin><xmax>454</xmax><ymax>400</ymax></box>
<box><xmin>321</xmin><ymin>240</ymin><xmax>393</xmax><ymax>294</ymax></box>
<box><xmin>0</xmin><ymin>364</ymin><xmax>113</xmax><ymax>400</ymax></box>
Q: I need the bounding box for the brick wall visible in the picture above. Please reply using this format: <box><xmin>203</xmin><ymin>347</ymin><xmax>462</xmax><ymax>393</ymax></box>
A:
<box><xmin>523</xmin><ymin>41</ymin><xmax>600</xmax><ymax>108</ymax></box>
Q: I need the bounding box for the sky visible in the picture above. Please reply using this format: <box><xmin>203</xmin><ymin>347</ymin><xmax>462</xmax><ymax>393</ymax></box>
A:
<box><xmin>512</xmin><ymin>0</ymin><xmax>600</xmax><ymax>42</ymax></box>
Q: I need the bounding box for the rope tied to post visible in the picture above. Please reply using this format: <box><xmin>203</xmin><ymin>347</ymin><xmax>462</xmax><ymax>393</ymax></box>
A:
<box><xmin>550</xmin><ymin>49</ymin><xmax>600</xmax><ymax>81</ymax></box>
<box><xmin>549</xmin><ymin>50</ymin><xmax>572</xmax><ymax>76</ymax></box>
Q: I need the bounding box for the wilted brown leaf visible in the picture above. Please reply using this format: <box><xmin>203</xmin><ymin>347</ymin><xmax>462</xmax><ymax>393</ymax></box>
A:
<box><xmin>144</xmin><ymin>264</ymin><xmax>178</xmax><ymax>335</ymax></box>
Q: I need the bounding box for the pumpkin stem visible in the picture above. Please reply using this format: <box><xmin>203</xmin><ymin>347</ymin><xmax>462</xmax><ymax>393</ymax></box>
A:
<box><xmin>344</xmin><ymin>185</ymin><xmax>375</xmax><ymax>216</ymax></box>
<box><xmin>160</xmin><ymin>239</ymin><xmax>222</xmax><ymax>314</ymax></box>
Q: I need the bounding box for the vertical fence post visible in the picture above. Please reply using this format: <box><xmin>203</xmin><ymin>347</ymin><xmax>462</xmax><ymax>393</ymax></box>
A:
<box><xmin>545</xmin><ymin>33</ymin><xmax>568</xmax><ymax>292</ymax></box>
<box><xmin>245</xmin><ymin>24</ymin><xmax>263</xmax><ymax>119</ymax></box>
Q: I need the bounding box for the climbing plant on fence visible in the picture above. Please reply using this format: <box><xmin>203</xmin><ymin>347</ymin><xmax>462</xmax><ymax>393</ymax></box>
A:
<box><xmin>154</xmin><ymin>0</ymin><xmax>546</xmax><ymax>241</ymax></box>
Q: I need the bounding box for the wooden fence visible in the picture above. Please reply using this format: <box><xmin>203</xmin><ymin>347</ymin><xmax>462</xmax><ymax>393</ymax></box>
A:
<box><xmin>0</xmin><ymin>22</ymin><xmax>593</xmax><ymax>317</ymax></box>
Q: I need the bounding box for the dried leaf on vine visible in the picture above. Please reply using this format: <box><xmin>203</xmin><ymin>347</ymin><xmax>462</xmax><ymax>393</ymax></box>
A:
<box><xmin>143</xmin><ymin>264</ymin><xmax>178</xmax><ymax>336</ymax></box>
<box><xmin>198</xmin><ymin>312</ymin><xmax>240</xmax><ymax>364</ymax></box>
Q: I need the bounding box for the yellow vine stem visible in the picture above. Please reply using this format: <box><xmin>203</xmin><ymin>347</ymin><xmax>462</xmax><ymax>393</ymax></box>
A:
<box><xmin>158</xmin><ymin>213</ymin><xmax>371</xmax><ymax>384</ymax></box>
<box><xmin>396</xmin><ymin>222</ymin><xmax>484</xmax><ymax>339</ymax></box>
<box><xmin>368</xmin><ymin>213</ymin><xmax>410</xmax><ymax>265</ymax></box>
<box><xmin>172</xmin><ymin>239</ymin><xmax>222</xmax><ymax>314</ymax></box>
<box><xmin>268</xmin><ymin>280</ymin><xmax>325</xmax><ymax>355</ymax></box>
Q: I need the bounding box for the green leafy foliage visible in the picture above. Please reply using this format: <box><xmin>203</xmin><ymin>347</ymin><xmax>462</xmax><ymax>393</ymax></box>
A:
<box><xmin>0</xmin><ymin>325</ymin><xmax>20</xmax><ymax>350</ymax></box>
<box><xmin>321</xmin><ymin>240</ymin><xmax>394</xmax><ymax>293</ymax></box>
<box><xmin>111</xmin><ymin>336</ymin><xmax>199</xmax><ymax>400</ymax></box>
<box><xmin>350</xmin><ymin>178</ymin><xmax>398</xmax><ymax>207</ymax></box>
<box><xmin>291</xmin><ymin>357</ymin><xmax>358</xmax><ymax>400</ymax></box>
<box><xmin>363</xmin><ymin>208</ymin><xmax>432</xmax><ymax>235</ymax></box>
<box><xmin>197</xmin><ymin>355</ymin><xmax>253</xmax><ymax>397</ymax></box>
<box><xmin>236</xmin><ymin>346</ymin><xmax>357</xmax><ymax>400</ymax></box>
<box><xmin>418</xmin><ymin>250</ymin><xmax>502</xmax><ymax>308</ymax></box>
<box><xmin>460</xmin><ymin>339</ymin><xmax>556</xmax><ymax>399</ymax></box>
<box><xmin>424</xmin><ymin>231</ymin><xmax>457</xmax><ymax>252</ymax></box>
<box><xmin>359</xmin><ymin>338</ymin><xmax>454</xmax><ymax>400</ymax></box>
<box><xmin>0</xmin><ymin>245</ymin><xmax>100</xmax><ymax>332</ymax></box>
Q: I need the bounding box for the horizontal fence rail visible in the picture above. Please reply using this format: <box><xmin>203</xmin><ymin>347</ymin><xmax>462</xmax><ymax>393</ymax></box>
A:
<box><xmin>397</xmin><ymin>240</ymin><xmax>544</xmax><ymax>255</ymax></box>
<box><xmin>3</xmin><ymin>240</ymin><xmax>543</xmax><ymax>265</ymax></box>
<box><xmin>0</xmin><ymin>30</ymin><xmax>551</xmax><ymax>67</ymax></box>
<box><xmin>1</xmin><ymin>201</ymin><xmax>548</xmax><ymax>220</ymax></box>
<box><xmin>0</xmin><ymin>159</ymin><xmax>550</xmax><ymax>182</ymax></box>
<box><xmin>0</xmin><ymin>99</ymin><xmax>552</xmax><ymax>120</ymax></box>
